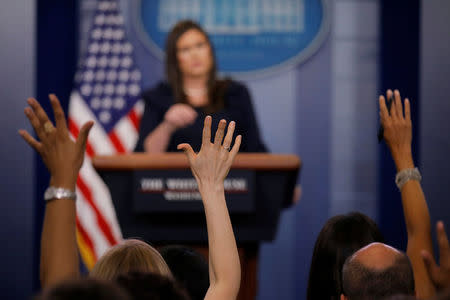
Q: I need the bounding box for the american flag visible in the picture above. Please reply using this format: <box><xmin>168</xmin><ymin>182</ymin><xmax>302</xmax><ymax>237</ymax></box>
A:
<box><xmin>69</xmin><ymin>0</ymin><xmax>144</xmax><ymax>269</ymax></box>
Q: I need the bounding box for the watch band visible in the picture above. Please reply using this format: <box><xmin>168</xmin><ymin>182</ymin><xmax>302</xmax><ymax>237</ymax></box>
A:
<box><xmin>395</xmin><ymin>167</ymin><xmax>422</xmax><ymax>190</ymax></box>
<box><xmin>44</xmin><ymin>186</ymin><xmax>77</xmax><ymax>202</ymax></box>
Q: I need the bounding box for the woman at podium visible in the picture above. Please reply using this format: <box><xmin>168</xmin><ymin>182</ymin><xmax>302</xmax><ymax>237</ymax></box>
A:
<box><xmin>135</xmin><ymin>20</ymin><xmax>267</xmax><ymax>153</ymax></box>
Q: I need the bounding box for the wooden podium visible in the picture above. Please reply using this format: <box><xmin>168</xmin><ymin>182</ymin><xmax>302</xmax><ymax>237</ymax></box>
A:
<box><xmin>92</xmin><ymin>153</ymin><xmax>301</xmax><ymax>300</ymax></box>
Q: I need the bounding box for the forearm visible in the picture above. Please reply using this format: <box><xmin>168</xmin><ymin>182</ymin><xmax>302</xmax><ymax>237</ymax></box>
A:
<box><xmin>392</xmin><ymin>148</ymin><xmax>431</xmax><ymax>236</ymax></box>
<box><xmin>40</xmin><ymin>178</ymin><xmax>79</xmax><ymax>288</ymax></box>
<box><xmin>200</xmin><ymin>184</ymin><xmax>241</xmax><ymax>297</ymax></box>
<box><xmin>143</xmin><ymin>121</ymin><xmax>175</xmax><ymax>153</ymax></box>
<box><xmin>393</xmin><ymin>149</ymin><xmax>435</xmax><ymax>297</ymax></box>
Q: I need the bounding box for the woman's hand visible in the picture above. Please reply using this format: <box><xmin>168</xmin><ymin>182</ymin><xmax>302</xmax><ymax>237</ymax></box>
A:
<box><xmin>177</xmin><ymin>116</ymin><xmax>241</xmax><ymax>191</ymax></box>
<box><xmin>164</xmin><ymin>103</ymin><xmax>198</xmax><ymax>131</ymax></box>
<box><xmin>19</xmin><ymin>94</ymin><xmax>93</xmax><ymax>189</ymax></box>
<box><xmin>379</xmin><ymin>89</ymin><xmax>414</xmax><ymax>171</ymax></box>
<box><xmin>178</xmin><ymin>116</ymin><xmax>242</xmax><ymax>300</ymax></box>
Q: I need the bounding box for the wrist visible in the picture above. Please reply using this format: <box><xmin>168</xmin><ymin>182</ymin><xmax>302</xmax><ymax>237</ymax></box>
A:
<box><xmin>391</xmin><ymin>148</ymin><xmax>414</xmax><ymax>171</ymax></box>
<box><xmin>393</xmin><ymin>156</ymin><xmax>415</xmax><ymax>172</ymax></box>
<box><xmin>395</xmin><ymin>167</ymin><xmax>421</xmax><ymax>190</ymax></box>
<box><xmin>50</xmin><ymin>176</ymin><xmax>77</xmax><ymax>191</ymax></box>
<box><xmin>198</xmin><ymin>182</ymin><xmax>224</xmax><ymax>195</ymax></box>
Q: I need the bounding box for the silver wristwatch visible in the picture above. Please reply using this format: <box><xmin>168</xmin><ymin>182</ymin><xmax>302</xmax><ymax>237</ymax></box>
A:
<box><xmin>395</xmin><ymin>167</ymin><xmax>422</xmax><ymax>190</ymax></box>
<box><xmin>44</xmin><ymin>186</ymin><xmax>77</xmax><ymax>202</ymax></box>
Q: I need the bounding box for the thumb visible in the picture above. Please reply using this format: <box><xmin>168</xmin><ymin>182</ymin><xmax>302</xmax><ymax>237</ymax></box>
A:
<box><xmin>177</xmin><ymin>143</ymin><xmax>195</xmax><ymax>162</ymax></box>
<box><xmin>76</xmin><ymin>121</ymin><xmax>94</xmax><ymax>151</ymax></box>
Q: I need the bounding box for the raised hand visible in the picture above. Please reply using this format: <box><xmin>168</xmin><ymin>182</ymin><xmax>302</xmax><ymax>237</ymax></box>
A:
<box><xmin>19</xmin><ymin>94</ymin><xmax>90</xmax><ymax>287</ymax></box>
<box><xmin>164</xmin><ymin>103</ymin><xmax>198</xmax><ymax>131</ymax></box>
<box><xmin>379</xmin><ymin>90</ymin><xmax>413</xmax><ymax>170</ymax></box>
<box><xmin>422</xmin><ymin>221</ymin><xmax>450</xmax><ymax>290</ymax></box>
<box><xmin>177</xmin><ymin>116</ymin><xmax>241</xmax><ymax>190</ymax></box>
<box><xmin>178</xmin><ymin>116</ymin><xmax>242</xmax><ymax>300</ymax></box>
<box><xmin>379</xmin><ymin>89</ymin><xmax>435</xmax><ymax>298</ymax></box>
<box><xmin>19</xmin><ymin>94</ymin><xmax>93</xmax><ymax>189</ymax></box>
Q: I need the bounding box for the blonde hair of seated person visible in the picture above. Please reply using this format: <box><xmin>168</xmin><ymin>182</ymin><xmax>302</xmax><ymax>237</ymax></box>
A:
<box><xmin>90</xmin><ymin>239</ymin><xmax>172</xmax><ymax>280</ymax></box>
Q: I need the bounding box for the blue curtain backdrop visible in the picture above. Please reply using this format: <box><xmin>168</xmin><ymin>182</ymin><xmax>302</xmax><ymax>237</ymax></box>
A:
<box><xmin>378</xmin><ymin>0</ymin><xmax>420</xmax><ymax>251</ymax></box>
<box><xmin>34</xmin><ymin>0</ymin><xmax>79</xmax><ymax>292</ymax></box>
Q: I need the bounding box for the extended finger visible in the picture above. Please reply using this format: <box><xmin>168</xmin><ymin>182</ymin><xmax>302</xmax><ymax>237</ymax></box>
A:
<box><xmin>177</xmin><ymin>143</ymin><xmax>195</xmax><ymax>164</ymax></box>
<box><xmin>24</xmin><ymin>107</ymin><xmax>46</xmax><ymax>140</ymax></box>
<box><xmin>437</xmin><ymin>221</ymin><xmax>450</xmax><ymax>263</ymax></box>
<box><xmin>49</xmin><ymin>94</ymin><xmax>68</xmax><ymax>132</ymax></box>
<box><xmin>27</xmin><ymin>97</ymin><xmax>51</xmax><ymax>125</ymax></box>
<box><xmin>394</xmin><ymin>90</ymin><xmax>404</xmax><ymax>119</ymax></box>
<box><xmin>202</xmin><ymin>116</ymin><xmax>212</xmax><ymax>146</ymax></box>
<box><xmin>404</xmin><ymin>98</ymin><xmax>411</xmax><ymax>122</ymax></box>
<box><xmin>379</xmin><ymin>95</ymin><xmax>389</xmax><ymax>122</ymax></box>
<box><xmin>222</xmin><ymin>121</ymin><xmax>235</xmax><ymax>150</ymax></box>
<box><xmin>18</xmin><ymin>129</ymin><xmax>42</xmax><ymax>153</ymax></box>
<box><xmin>229</xmin><ymin>135</ymin><xmax>242</xmax><ymax>161</ymax></box>
<box><xmin>390</xmin><ymin>94</ymin><xmax>398</xmax><ymax>120</ymax></box>
<box><xmin>213</xmin><ymin>119</ymin><xmax>226</xmax><ymax>147</ymax></box>
<box><xmin>75</xmin><ymin>121</ymin><xmax>94</xmax><ymax>153</ymax></box>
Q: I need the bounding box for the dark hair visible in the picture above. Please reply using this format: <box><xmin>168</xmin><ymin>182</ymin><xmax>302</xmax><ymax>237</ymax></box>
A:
<box><xmin>342</xmin><ymin>252</ymin><xmax>415</xmax><ymax>299</ymax></box>
<box><xmin>165</xmin><ymin>19</ymin><xmax>229</xmax><ymax>114</ymax></box>
<box><xmin>35</xmin><ymin>278</ymin><xmax>131</xmax><ymax>300</ymax></box>
<box><xmin>116</xmin><ymin>271</ymin><xmax>190</xmax><ymax>300</ymax></box>
<box><xmin>160</xmin><ymin>245</ymin><xmax>209</xmax><ymax>300</ymax></box>
<box><xmin>307</xmin><ymin>212</ymin><xmax>384</xmax><ymax>300</ymax></box>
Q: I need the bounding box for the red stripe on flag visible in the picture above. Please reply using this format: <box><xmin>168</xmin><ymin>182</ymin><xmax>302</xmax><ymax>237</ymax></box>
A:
<box><xmin>69</xmin><ymin>118</ymin><xmax>95</xmax><ymax>158</ymax></box>
<box><xmin>108</xmin><ymin>131</ymin><xmax>126</xmax><ymax>153</ymax></box>
<box><xmin>128</xmin><ymin>109</ymin><xmax>140</xmax><ymax>132</ymax></box>
<box><xmin>76</xmin><ymin>217</ymin><xmax>97</xmax><ymax>261</ymax></box>
<box><xmin>77</xmin><ymin>175</ymin><xmax>118</xmax><ymax>246</ymax></box>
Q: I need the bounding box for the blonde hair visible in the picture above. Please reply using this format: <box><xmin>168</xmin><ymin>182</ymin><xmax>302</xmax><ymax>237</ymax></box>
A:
<box><xmin>90</xmin><ymin>239</ymin><xmax>172</xmax><ymax>280</ymax></box>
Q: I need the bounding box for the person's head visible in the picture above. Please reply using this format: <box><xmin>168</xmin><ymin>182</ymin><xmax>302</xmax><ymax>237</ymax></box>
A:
<box><xmin>165</xmin><ymin>20</ymin><xmax>215</xmax><ymax>84</ymax></box>
<box><xmin>116</xmin><ymin>271</ymin><xmax>190</xmax><ymax>300</ymax></box>
<box><xmin>165</xmin><ymin>20</ymin><xmax>228</xmax><ymax>113</ymax></box>
<box><xmin>90</xmin><ymin>239</ymin><xmax>172</xmax><ymax>280</ymax></box>
<box><xmin>35</xmin><ymin>278</ymin><xmax>131</xmax><ymax>300</ymax></box>
<box><xmin>341</xmin><ymin>242</ymin><xmax>415</xmax><ymax>300</ymax></box>
<box><xmin>307</xmin><ymin>212</ymin><xmax>384</xmax><ymax>300</ymax></box>
<box><xmin>160</xmin><ymin>245</ymin><xmax>209</xmax><ymax>300</ymax></box>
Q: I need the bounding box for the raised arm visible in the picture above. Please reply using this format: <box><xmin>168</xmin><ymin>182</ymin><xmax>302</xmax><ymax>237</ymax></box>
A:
<box><xmin>178</xmin><ymin>116</ymin><xmax>241</xmax><ymax>300</ymax></box>
<box><xmin>379</xmin><ymin>89</ymin><xmax>435</xmax><ymax>298</ymax></box>
<box><xmin>19</xmin><ymin>95</ymin><xmax>93</xmax><ymax>289</ymax></box>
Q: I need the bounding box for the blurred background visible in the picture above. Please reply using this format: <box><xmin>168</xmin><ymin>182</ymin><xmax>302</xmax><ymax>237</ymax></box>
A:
<box><xmin>1</xmin><ymin>0</ymin><xmax>449</xmax><ymax>299</ymax></box>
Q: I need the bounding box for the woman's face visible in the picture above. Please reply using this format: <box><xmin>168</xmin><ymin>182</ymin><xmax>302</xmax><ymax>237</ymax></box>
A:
<box><xmin>176</xmin><ymin>29</ymin><xmax>213</xmax><ymax>79</ymax></box>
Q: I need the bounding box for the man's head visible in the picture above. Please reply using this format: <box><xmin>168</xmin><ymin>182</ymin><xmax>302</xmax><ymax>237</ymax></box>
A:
<box><xmin>341</xmin><ymin>242</ymin><xmax>415</xmax><ymax>300</ymax></box>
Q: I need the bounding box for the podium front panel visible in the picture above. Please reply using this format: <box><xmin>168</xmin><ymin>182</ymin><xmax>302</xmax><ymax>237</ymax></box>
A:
<box><xmin>100</xmin><ymin>169</ymin><xmax>297</xmax><ymax>243</ymax></box>
<box><xmin>133</xmin><ymin>169</ymin><xmax>255</xmax><ymax>213</ymax></box>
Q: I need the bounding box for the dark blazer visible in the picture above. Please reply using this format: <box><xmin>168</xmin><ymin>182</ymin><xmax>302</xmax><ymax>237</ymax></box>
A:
<box><xmin>134</xmin><ymin>80</ymin><xmax>267</xmax><ymax>153</ymax></box>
